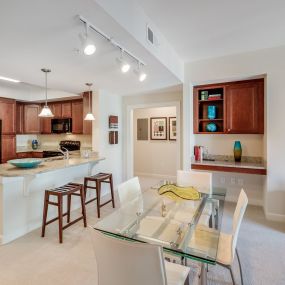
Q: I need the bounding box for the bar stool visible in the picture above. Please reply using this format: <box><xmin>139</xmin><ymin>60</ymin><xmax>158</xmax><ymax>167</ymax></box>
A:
<box><xmin>41</xmin><ymin>182</ymin><xmax>87</xmax><ymax>243</ymax></box>
<box><xmin>84</xmin><ymin>172</ymin><xmax>115</xmax><ymax>218</ymax></box>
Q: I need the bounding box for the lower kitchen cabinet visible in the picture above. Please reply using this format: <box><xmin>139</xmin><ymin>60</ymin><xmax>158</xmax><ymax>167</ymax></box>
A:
<box><xmin>24</xmin><ymin>104</ymin><xmax>41</xmax><ymax>134</ymax></box>
<box><xmin>2</xmin><ymin>135</ymin><xmax>16</xmax><ymax>163</ymax></box>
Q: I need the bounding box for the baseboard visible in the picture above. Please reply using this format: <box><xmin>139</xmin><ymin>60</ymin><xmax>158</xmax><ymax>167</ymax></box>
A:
<box><xmin>265</xmin><ymin>211</ymin><xmax>285</xmax><ymax>222</ymax></box>
<box><xmin>134</xmin><ymin>172</ymin><xmax>176</xmax><ymax>180</ymax></box>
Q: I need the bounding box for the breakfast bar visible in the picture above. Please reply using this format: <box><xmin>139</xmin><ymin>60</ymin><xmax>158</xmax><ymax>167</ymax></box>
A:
<box><xmin>0</xmin><ymin>156</ymin><xmax>104</xmax><ymax>244</ymax></box>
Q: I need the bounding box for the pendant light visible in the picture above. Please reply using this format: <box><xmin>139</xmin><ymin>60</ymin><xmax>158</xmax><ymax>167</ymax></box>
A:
<box><xmin>38</xmin><ymin>68</ymin><xmax>54</xmax><ymax>117</ymax></box>
<box><xmin>84</xmin><ymin>83</ymin><xmax>95</xmax><ymax>121</ymax></box>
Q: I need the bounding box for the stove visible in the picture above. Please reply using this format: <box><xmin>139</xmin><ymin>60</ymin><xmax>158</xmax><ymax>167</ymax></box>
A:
<box><xmin>43</xmin><ymin>141</ymin><xmax>81</xmax><ymax>158</ymax></box>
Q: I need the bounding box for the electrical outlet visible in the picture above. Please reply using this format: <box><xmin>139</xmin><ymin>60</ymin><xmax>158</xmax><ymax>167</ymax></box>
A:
<box><xmin>230</xmin><ymin>177</ymin><xmax>236</xmax><ymax>185</ymax></box>
<box><xmin>237</xmin><ymin>178</ymin><xmax>244</xmax><ymax>186</ymax></box>
<box><xmin>220</xmin><ymin>177</ymin><xmax>226</xmax><ymax>184</ymax></box>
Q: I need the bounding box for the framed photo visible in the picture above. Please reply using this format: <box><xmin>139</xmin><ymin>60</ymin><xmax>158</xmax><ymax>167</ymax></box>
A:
<box><xmin>169</xmin><ymin>117</ymin><xmax>177</xmax><ymax>141</ymax></box>
<box><xmin>150</xmin><ymin>117</ymin><xmax>167</xmax><ymax>140</ymax></box>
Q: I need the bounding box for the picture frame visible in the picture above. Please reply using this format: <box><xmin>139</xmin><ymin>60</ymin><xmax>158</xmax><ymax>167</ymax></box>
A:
<box><xmin>169</xmin><ymin>117</ymin><xmax>177</xmax><ymax>141</ymax></box>
<box><xmin>150</xmin><ymin>117</ymin><xmax>167</xmax><ymax>140</ymax></box>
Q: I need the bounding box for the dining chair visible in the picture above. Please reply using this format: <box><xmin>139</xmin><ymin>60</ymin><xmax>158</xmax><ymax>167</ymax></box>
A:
<box><xmin>216</xmin><ymin>188</ymin><xmax>248</xmax><ymax>285</ymax></box>
<box><xmin>117</xmin><ymin>176</ymin><xmax>142</xmax><ymax>205</ymax></box>
<box><xmin>88</xmin><ymin>228</ymin><xmax>190</xmax><ymax>285</ymax></box>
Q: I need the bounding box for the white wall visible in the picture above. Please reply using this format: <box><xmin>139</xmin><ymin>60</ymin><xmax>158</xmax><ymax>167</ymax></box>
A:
<box><xmin>133</xmin><ymin>106</ymin><xmax>177</xmax><ymax>177</ymax></box>
<box><xmin>184</xmin><ymin>45</ymin><xmax>285</xmax><ymax>221</ymax></box>
<box><xmin>91</xmin><ymin>90</ymin><xmax>123</xmax><ymax>194</ymax></box>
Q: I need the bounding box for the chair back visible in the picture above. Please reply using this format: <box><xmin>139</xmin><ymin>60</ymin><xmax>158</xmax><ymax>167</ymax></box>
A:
<box><xmin>118</xmin><ymin>176</ymin><xmax>141</xmax><ymax>205</ymax></box>
<box><xmin>231</xmin><ymin>189</ymin><xmax>248</xmax><ymax>256</ymax></box>
<box><xmin>176</xmin><ymin>170</ymin><xmax>212</xmax><ymax>194</ymax></box>
<box><xmin>89</xmin><ymin>228</ymin><xmax>167</xmax><ymax>285</ymax></box>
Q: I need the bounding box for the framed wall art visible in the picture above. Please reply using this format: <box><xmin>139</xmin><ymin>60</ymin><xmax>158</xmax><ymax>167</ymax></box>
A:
<box><xmin>137</xmin><ymin>118</ymin><xmax>148</xmax><ymax>140</ymax></box>
<box><xmin>150</xmin><ymin>117</ymin><xmax>167</xmax><ymax>140</ymax></box>
<box><xmin>169</xmin><ymin>117</ymin><xmax>177</xmax><ymax>141</ymax></box>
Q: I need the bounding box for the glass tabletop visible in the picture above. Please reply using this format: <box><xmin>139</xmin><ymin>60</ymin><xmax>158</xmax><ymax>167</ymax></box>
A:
<box><xmin>94</xmin><ymin>187</ymin><xmax>226</xmax><ymax>264</ymax></box>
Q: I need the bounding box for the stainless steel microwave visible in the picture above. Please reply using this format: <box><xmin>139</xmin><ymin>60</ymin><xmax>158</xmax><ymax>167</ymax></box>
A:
<box><xmin>51</xmin><ymin>118</ymin><xmax>72</xmax><ymax>133</ymax></box>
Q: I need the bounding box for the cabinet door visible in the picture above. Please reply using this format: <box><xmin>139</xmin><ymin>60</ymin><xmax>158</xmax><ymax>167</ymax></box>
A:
<box><xmin>16</xmin><ymin>103</ymin><xmax>24</xmax><ymax>134</ymax></box>
<box><xmin>24</xmin><ymin>104</ymin><xmax>41</xmax><ymax>134</ymax></box>
<box><xmin>0</xmin><ymin>98</ymin><xmax>16</xmax><ymax>134</ymax></box>
<box><xmin>72</xmin><ymin>101</ymin><xmax>83</xmax><ymax>134</ymax></box>
<box><xmin>2</xmin><ymin>135</ymin><xmax>16</xmax><ymax>163</ymax></box>
<box><xmin>32</xmin><ymin>152</ymin><xmax>44</xmax><ymax>158</ymax></box>
<box><xmin>51</xmin><ymin>103</ymin><xmax>62</xmax><ymax>118</ymax></box>
<box><xmin>17</xmin><ymin>152</ymin><xmax>32</xmax><ymax>159</ymax></box>
<box><xmin>226</xmin><ymin>80</ymin><xmax>264</xmax><ymax>134</ymax></box>
<box><xmin>83</xmin><ymin>92</ymin><xmax>92</xmax><ymax>134</ymax></box>
<box><xmin>62</xmin><ymin>102</ymin><xmax>72</xmax><ymax>118</ymax></box>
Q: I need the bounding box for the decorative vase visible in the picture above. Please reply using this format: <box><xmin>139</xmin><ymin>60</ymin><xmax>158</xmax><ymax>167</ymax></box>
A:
<box><xmin>207</xmin><ymin>105</ymin><xmax>216</xmax><ymax>119</ymax></box>
<box><xmin>233</xmin><ymin>141</ymin><xmax>242</xmax><ymax>162</ymax></box>
<box><xmin>32</xmin><ymin>139</ymin><xmax>38</xmax><ymax>150</ymax></box>
<box><xmin>206</xmin><ymin>123</ymin><xmax>217</xmax><ymax>132</ymax></box>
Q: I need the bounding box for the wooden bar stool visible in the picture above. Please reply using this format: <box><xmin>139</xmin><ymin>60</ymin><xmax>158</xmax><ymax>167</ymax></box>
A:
<box><xmin>41</xmin><ymin>182</ymin><xmax>87</xmax><ymax>243</ymax></box>
<box><xmin>84</xmin><ymin>172</ymin><xmax>115</xmax><ymax>218</ymax></box>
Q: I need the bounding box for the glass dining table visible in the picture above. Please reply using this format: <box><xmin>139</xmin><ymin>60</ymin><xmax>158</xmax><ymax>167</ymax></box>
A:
<box><xmin>93</xmin><ymin>185</ymin><xmax>227</xmax><ymax>285</ymax></box>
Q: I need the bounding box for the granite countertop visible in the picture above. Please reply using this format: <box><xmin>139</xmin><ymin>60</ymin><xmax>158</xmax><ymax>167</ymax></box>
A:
<box><xmin>16</xmin><ymin>146</ymin><xmax>92</xmax><ymax>153</ymax></box>
<box><xmin>191</xmin><ymin>159</ymin><xmax>266</xmax><ymax>170</ymax></box>
<box><xmin>0</xmin><ymin>156</ymin><xmax>104</xmax><ymax>177</ymax></box>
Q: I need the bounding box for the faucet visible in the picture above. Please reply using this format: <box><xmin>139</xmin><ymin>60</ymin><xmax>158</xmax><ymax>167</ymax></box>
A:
<box><xmin>58</xmin><ymin>147</ymin><xmax>69</xmax><ymax>160</ymax></box>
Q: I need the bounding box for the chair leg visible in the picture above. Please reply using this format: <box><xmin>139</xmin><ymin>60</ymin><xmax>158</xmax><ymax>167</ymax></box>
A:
<box><xmin>58</xmin><ymin>195</ymin><xmax>63</xmax><ymax>243</ymax></box>
<box><xmin>229</xmin><ymin>266</ymin><xmax>236</xmax><ymax>285</ymax></box>
<box><xmin>96</xmin><ymin>180</ymin><xmax>101</xmax><ymax>218</ymax></box>
<box><xmin>67</xmin><ymin>194</ymin><xmax>71</xmax><ymax>223</ymax></box>
<box><xmin>80</xmin><ymin>186</ymin><xmax>87</xmax><ymax>227</ymax></box>
<box><xmin>84</xmin><ymin>178</ymin><xmax>88</xmax><ymax>200</ymax></box>
<box><xmin>236</xmin><ymin>249</ymin><xmax>244</xmax><ymax>285</ymax></box>
<box><xmin>41</xmin><ymin>192</ymin><xmax>49</xmax><ymax>237</ymax></box>
<box><xmin>109</xmin><ymin>175</ymin><xmax>115</xmax><ymax>208</ymax></box>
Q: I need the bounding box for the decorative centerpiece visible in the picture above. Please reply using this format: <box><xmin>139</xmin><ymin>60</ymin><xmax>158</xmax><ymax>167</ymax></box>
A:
<box><xmin>8</xmin><ymin>158</ymin><xmax>43</xmax><ymax>168</ymax></box>
<box><xmin>207</xmin><ymin>105</ymin><xmax>216</xmax><ymax>119</ymax></box>
<box><xmin>233</xmin><ymin>141</ymin><xmax>242</xmax><ymax>162</ymax></box>
<box><xmin>206</xmin><ymin>123</ymin><xmax>217</xmax><ymax>132</ymax></box>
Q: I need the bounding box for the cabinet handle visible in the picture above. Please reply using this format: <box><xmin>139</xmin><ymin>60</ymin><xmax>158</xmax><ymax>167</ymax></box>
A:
<box><xmin>228</xmin><ymin>129</ymin><xmax>231</xmax><ymax>132</ymax></box>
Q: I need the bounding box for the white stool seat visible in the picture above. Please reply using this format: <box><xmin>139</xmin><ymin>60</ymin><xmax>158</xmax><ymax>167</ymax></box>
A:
<box><xmin>165</xmin><ymin>260</ymin><xmax>190</xmax><ymax>285</ymax></box>
<box><xmin>217</xmin><ymin>232</ymin><xmax>233</xmax><ymax>265</ymax></box>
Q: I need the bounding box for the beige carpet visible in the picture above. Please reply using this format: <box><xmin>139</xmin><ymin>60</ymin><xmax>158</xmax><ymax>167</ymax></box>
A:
<box><xmin>0</xmin><ymin>178</ymin><xmax>284</xmax><ymax>285</ymax></box>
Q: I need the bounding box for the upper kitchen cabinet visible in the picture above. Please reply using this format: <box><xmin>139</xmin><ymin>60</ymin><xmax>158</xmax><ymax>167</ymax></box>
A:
<box><xmin>24</xmin><ymin>104</ymin><xmax>41</xmax><ymax>134</ymax></box>
<box><xmin>61</xmin><ymin>101</ymin><xmax>72</xmax><ymax>118</ymax></box>
<box><xmin>193</xmin><ymin>78</ymin><xmax>264</xmax><ymax>134</ymax></box>
<box><xmin>0</xmin><ymin>97</ymin><xmax>16</xmax><ymax>134</ymax></box>
<box><xmin>83</xmin><ymin>92</ymin><xmax>92</xmax><ymax>134</ymax></box>
<box><xmin>16</xmin><ymin>102</ymin><xmax>24</xmax><ymax>134</ymax></box>
<box><xmin>51</xmin><ymin>102</ymin><xmax>62</xmax><ymax>118</ymax></box>
<box><xmin>72</xmin><ymin>100</ymin><xmax>83</xmax><ymax>134</ymax></box>
<box><xmin>226</xmin><ymin>79</ymin><xmax>264</xmax><ymax>134</ymax></box>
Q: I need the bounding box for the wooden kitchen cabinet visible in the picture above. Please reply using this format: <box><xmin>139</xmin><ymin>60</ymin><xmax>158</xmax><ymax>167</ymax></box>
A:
<box><xmin>0</xmin><ymin>98</ymin><xmax>16</xmax><ymax>134</ymax></box>
<box><xmin>17</xmin><ymin>152</ymin><xmax>32</xmax><ymax>159</ymax></box>
<box><xmin>61</xmin><ymin>101</ymin><xmax>72</xmax><ymax>118</ymax></box>
<box><xmin>226</xmin><ymin>79</ymin><xmax>264</xmax><ymax>134</ymax></box>
<box><xmin>193</xmin><ymin>79</ymin><xmax>264</xmax><ymax>134</ymax></box>
<box><xmin>83</xmin><ymin>92</ymin><xmax>92</xmax><ymax>134</ymax></box>
<box><xmin>51</xmin><ymin>103</ymin><xmax>62</xmax><ymax>118</ymax></box>
<box><xmin>16</xmin><ymin>102</ymin><xmax>24</xmax><ymax>134</ymax></box>
<box><xmin>72</xmin><ymin>100</ymin><xmax>83</xmax><ymax>134</ymax></box>
<box><xmin>24</xmin><ymin>104</ymin><xmax>41</xmax><ymax>134</ymax></box>
<box><xmin>2</xmin><ymin>135</ymin><xmax>16</xmax><ymax>163</ymax></box>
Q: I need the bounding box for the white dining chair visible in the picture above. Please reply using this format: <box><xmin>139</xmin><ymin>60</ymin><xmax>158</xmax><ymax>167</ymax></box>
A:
<box><xmin>176</xmin><ymin>170</ymin><xmax>212</xmax><ymax>194</ymax></box>
<box><xmin>117</xmin><ymin>176</ymin><xmax>142</xmax><ymax>205</ymax></box>
<box><xmin>88</xmin><ymin>228</ymin><xmax>190</xmax><ymax>285</ymax></box>
<box><xmin>216</xmin><ymin>188</ymin><xmax>248</xmax><ymax>285</ymax></box>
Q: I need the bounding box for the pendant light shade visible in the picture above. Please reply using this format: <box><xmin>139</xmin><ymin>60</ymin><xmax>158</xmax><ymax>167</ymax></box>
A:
<box><xmin>39</xmin><ymin>68</ymin><xmax>54</xmax><ymax>118</ymax></box>
<box><xmin>84</xmin><ymin>83</ymin><xmax>95</xmax><ymax>121</ymax></box>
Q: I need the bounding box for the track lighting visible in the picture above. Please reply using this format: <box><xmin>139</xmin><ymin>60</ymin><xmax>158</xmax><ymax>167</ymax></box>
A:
<box><xmin>39</xmin><ymin>69</ymin><xmax>54</xmax><ymax>118</ymax></box>
<box><xmin>0</xmin><ymin>76</ymin><xmax>20</xmax><ymax>83</ymax></box>
<box><xmin>84</xmin><ymin>83</ymin><xmax>95</xmax><ymax>121</ymax></box>
<box><xmin>83</xmin><ymin>22</ymin><xmax>96</xmax><ymax>56</ymax></box>
<box><xmin>116</xmin><ymin>50</ymin><xmax>130</xmax><ymax>73</ymax></box>
<box><xmin>135</xmin><ymin>63</ymin><xmax>147</xmax><ymax>82</ymax></box>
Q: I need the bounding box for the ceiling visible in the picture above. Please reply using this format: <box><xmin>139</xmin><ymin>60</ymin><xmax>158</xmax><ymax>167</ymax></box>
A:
<box><xmin>0</xmin><ymin>0</ymin><xmax>180</xmax><ymax>97</ymax></box>
<box><xmin>138</xmin><ymin>0</ymin><xmax>285</xmax><ymax>62</ymax></box>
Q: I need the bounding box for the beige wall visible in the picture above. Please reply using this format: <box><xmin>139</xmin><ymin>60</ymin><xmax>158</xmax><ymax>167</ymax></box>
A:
<box><xmin>133</xmin><ymin>106</ymin><xmax>177</xmax><ymax>177</ymax></box>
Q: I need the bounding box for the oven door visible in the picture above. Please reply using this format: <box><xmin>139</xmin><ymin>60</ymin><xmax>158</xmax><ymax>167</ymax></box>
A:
<box><xmin>51</xmin><ymin>119</ymin><xmax>72</xmax><ymax>133</ymax></box>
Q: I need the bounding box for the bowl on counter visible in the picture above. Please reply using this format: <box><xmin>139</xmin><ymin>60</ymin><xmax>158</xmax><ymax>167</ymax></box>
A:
<box><xmin>8</xmin><ymin>158</ymin><xmax>43</xmax><ymax>168</ymax></box>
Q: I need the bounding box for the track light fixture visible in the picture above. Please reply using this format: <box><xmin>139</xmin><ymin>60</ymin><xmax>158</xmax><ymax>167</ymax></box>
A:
<box><xmin>83</xmin><ymin>22</ymin><xmax>96</xmax><ymax>56</ymax></box>
<box><xmin>116</xmin><ymin>50</ymin><xmax>130</xmax><ymax>73</ymax></box>
<box><xmin>134</xmin><ymin>62</ymin><xmax>147</xmax><ymax>82</ymax></box>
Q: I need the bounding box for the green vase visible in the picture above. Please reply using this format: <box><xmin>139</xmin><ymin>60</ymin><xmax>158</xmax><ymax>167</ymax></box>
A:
<box><xmin>234</xmin><ymin>141</ymin><xmax>242</xmax><ymax>162</ymax></box>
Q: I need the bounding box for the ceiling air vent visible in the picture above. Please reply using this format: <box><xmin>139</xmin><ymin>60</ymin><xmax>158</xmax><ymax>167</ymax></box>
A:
<box><xmin>146</xmin><ymin>25</ymin><xmax>159</xmax><ymax>47</ymax></box>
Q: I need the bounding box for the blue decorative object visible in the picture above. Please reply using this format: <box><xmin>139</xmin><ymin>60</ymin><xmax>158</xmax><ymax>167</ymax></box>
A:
<box><xmin>32</xmin><ymin>139</ymin><xmax>38</xmax><ymax>150</ymax></box>
<box><xmin>206</xmin><ymin>123</ymin><xmax>217</xmax><ymax>132</ymax></box>
<box><xmin>8</xmin><ymin>158</ymin><xmax>43</xmax><ymax>168</ymax></box>
<box><xmin>233</xmin><ymin>141</ymin><xmax>242</xmax><ymax>162</ymax></box>
<box><xmin>207</xmin><ymin>105</ymin><xmax>216</xmax><ymax>119</ymax></box>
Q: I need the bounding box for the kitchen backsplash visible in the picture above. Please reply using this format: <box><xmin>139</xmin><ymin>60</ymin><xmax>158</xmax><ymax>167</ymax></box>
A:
<box><xmin>16</xmin><ymin>134</ymin><xmax>92</xmax><ymax>149</ymax></box>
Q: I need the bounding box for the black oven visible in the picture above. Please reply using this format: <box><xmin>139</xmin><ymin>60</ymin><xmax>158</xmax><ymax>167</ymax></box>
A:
<box><xmin>51</xmin><ymin>118</ymin><xmax>72</xmax><ymax>134</ymax></box>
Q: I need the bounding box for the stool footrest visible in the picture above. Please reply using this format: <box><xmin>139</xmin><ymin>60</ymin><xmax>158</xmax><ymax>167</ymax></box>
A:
<box><xmin>45</xmin><ymin>212</ymin><xmax>68</xmax><ymax>226</ymax></box>
<box><xmin>62</xmin><ymin>216</ymin><xmax>84</xmax><ymax>230</ymax></box>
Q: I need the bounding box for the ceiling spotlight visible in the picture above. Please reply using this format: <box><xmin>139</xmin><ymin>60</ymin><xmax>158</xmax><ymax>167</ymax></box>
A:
<box><xmin>83</xmin><ymin>22</ymin><xmax>96</xmax><ymax>56</ymax></box>
<box><xmin>135</xmin><ymin>62</ymin><xmax>147</xmax><ymax>82</ymax></box>
<box><xmin>117</xmin><ymin>50</ymin><xmax>130</xmax><ymax>73</ymax></box>
<box><xmin>139</xmin><ymin>72</ymin><xmax>147</xmax><ymax>82</ymax></box>
<box><xmin>0</xmin><ymin>76</ymin><xmax>20</xmax><ymax>83</ymax></box>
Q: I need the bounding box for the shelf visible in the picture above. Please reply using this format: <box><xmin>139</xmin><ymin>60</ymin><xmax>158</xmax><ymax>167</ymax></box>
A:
<box><xmin>198</xmin><ymin>119</ymin><xmax>223</xmax><ymax>122</ymax></box>
<box><xmin>198</xmin><ymin>99</ymin><xmax>223</xmax><ymax>103</ymax></box>
<box><xmin>195</xmin><ymin>131</ymin><xmax>225</xmax><ymax>134</ymax></box>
